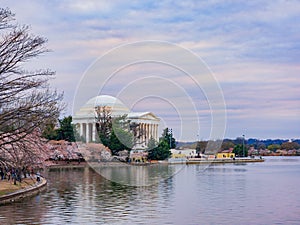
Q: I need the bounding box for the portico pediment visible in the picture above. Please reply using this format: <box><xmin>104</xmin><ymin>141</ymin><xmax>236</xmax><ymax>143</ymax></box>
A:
<box><xmin>128</xmin><ymin>112</ymin><xmax>160</xmax><ymax>121</ymax></box>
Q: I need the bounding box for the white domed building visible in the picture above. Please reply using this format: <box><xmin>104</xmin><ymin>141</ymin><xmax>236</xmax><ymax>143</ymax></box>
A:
<box><xmin>73</xmin><ymin>95</ymin><xmax>160</xmax><ymax>149</ymax></box>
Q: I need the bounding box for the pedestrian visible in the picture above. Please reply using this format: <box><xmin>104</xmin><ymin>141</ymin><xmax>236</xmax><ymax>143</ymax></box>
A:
<box><xmin>0</xmin><ymin>168</ymin><xmax>4</xmax><ymax>180</ymax></box>
<box><xmin>36</xmin><ymin>171</ymin><xmax>41</xmax><ymax>182</ymax></box>
<box><xmin>12</xmin><ymin>169</ymin><xmax>17</xmax><ymax>185</ymax></box>
<box><xmin>6</xmin><ymin>170</ymin><xmax>11</xmax><ymax>181</ymax></box>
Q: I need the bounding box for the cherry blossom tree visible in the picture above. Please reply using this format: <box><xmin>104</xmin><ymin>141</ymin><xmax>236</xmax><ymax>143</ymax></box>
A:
<box><xmin>0</xmin><ymin>129</ymin><xmax>48</xmax><ymax>168</ymax></box>
<box><xmin>0</xmin><ymin>8</ymin><xmax>63</xmax><ymax>166</ymax></box>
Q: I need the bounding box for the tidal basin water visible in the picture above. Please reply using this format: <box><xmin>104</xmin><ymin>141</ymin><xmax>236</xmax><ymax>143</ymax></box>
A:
<box><xmin>0</xmin><ymin>157</ymin><xmax>300</xmax><ymax>224</ymax></box>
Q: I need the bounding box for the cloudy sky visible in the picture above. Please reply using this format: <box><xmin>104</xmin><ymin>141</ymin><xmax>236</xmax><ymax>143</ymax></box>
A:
<box><xmin>2</xmin><ymin>0</ymin><xmax>299</xmax><ymax>141</ymax></box>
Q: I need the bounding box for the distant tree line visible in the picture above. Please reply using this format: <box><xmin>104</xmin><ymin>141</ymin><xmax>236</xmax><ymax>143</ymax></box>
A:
<box><xmin>177</xmin><ymin>137</ymin><xmax>300</xmax><ymax>157</ymax></box>
<box><xmin>221</xmin><ymin>138</ymin><xmax>300</xmax><ymax>152</ymax></box>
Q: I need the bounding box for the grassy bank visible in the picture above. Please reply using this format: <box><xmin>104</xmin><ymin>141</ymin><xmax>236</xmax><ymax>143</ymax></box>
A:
<box><xmin>0</xmin><ymin>178</ymin><xmax>37</xmax><ymax>196</ymax></box>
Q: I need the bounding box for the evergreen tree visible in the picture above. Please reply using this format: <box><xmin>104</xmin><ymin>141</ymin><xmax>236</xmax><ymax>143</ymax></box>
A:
<box><xmin>147</xmin><ymin>130</ymin><xmax>172</xmax><ymax>160</ymax></box>
<box><xmin>233</xmin><ymin>144</ymin><xmax>248</xmax><ymax>157</ymax></box>
<box><xmin>42</xmin><ymin>116</ymin><xmax>78</xmax><ymax>142</ymax></box>
<box><xmin>57</xmin><ymin>116</ymin><xmax>76</xmax><ymax>142</ymax></box>
<box><xmin>42</xmin><ymin>123</ymin><xmax>58</xmax><ymax>140</ymax></box>
<box><xmin>157</xmin><ymin>139</ymin><xmax>172</xmax><ymax>159</ymax></box>
<box><xmin>147</xmin><ymin>137</ymin><xmax>157</xmax><ymax>150</ymax></box>
<box><xmin>147</xmin><ymin>137</ymin><xmax>158</xmax><ymax>160</ymax></box>
<box><xmin>109</xmin><ymin>128</ymin><xmax>134</xmax><ymax>155</ymax></box>
<box><xmin>161</xmin><ymin>128</ymin><xmax>176</xmax><ymax>149</ymax></box>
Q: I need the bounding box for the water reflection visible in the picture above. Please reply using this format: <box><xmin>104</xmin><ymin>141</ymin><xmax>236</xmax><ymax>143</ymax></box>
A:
<box><xmin>91</xmin><ymin>162</ymin><xmax>183</xmax><ymax>186</ymax></box>
<box><xmin>0</xmin><ymin>157</ymin><xmax>300</xmax><ymax>224</ymax></box>
<box><xmin>0</xmin><ymin>165</ymin><xmax>177</xmax><ymax>224</ymax></box>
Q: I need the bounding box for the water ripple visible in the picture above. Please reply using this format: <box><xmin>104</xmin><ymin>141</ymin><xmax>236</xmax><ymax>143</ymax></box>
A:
<box><xmin>0</xmin><ymin>158</ymin><xmax>300</xmax><ymax>224</ymax></box>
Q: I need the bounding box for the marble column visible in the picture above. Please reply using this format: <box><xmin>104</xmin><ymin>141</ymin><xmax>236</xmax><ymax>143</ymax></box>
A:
<box><xmin>146</xmin><ymin>124</ymin><xmax>149</xmax><ymax>145</ymax></box>
<box><xmin>141</xmin><ymin>123</ymin><xmax>144</xmax><ymax>144</ymax></box>
<box><xmin>147</xmin><ymin>124</ymin><xmax>151</xmax><ymax>144</ymax></box>
<box><xmin>137</xmin><ymin>124</ymin><xmax>140</xmax><ymax>144</ymax></box>
<box><xmin>143</xmin><ymin>123</ymin><xmax>146</xmax><ymax>144</ymax></box>
<box><xmin>80</xmin><ymin>123</ymin><xmax>84</xmax><ymax>137</ymax></box>
<box><xmin>86</xmin><ymin>123</ymin><xmax>90</xmax><ymax>143</ymax></box>
<box><xmin>82</xmin><ymin>123</ymin><xmax>87</xmax><ymax>142</ymax></box>
<box><xmin>150</xmin><ymin>124</ymin><xmax>153</xmax><ymax>139</ymax></box>
<box><xmin>92</xmin><ymin>123</ymin><xmax>96</xmax><ymax>142</ymax></box>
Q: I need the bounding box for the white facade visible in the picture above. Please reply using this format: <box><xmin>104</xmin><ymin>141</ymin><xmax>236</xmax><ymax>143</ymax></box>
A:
<box><xmin>73</xmin><ymin>95</ymin><xmax>160</xmax><ymax>149</ymax></box>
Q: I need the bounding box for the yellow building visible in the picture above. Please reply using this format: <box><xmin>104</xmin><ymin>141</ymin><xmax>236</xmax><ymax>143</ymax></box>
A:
<box><xmin>216</xmin><ymin>152</ymin><xmax>235</xmax><ymax>159</ymax></box>
<box><xmin>172</xmin><ymin>153</ymin><xmax>186</xmax><ymax>158</ymax></box>
<box><xmin>130</xmin><ymin>151</ymin><xmax>148</xmax><ymax>163</ymax></box>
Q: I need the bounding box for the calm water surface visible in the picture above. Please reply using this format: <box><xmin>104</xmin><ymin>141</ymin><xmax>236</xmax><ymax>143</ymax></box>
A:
<box><xmin>0</xmin><ymin>156</ymin><xmax>300</xmax><ymax>224</ymax></box>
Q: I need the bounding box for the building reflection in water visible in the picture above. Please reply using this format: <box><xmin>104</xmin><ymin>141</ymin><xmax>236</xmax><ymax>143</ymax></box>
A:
<box><xmin>0</xmin><ymin>165</ymin><xmax>179</xmax><ymax>224</ymax></box>
<box><xmin>91</xmin><ymin>162</ymin><xmax>183</xmax><ymax>186</ymax></box>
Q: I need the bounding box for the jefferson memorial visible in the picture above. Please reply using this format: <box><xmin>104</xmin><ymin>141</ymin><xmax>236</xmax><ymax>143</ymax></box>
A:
<box><xmin>73</xmin><ymin>95</ymin><xmax>160</xmax><ymax>149</ymax></box>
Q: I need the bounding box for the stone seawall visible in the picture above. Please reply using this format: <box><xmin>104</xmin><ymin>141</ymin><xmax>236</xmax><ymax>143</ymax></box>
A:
<box><xmin>0</xmin><ymin>178</ymin><xmax>47</xmax><ymax>205</ymax></box>
<box><xmin>186</xmin><ymin>158</ymin><xmax>264</xmax><ymax>164</ymax></box>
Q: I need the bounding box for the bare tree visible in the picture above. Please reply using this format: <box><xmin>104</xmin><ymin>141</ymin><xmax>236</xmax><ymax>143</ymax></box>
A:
<box><xmin>95</xmin><ymin>106</ymin><xmax>112</xmax><ymax>145</ymax></box>
<box><xmin>0</xmin><ymin>8</ymin><xmax>63</xmax><ymax>167</ymax></box>
<box><xmin>94</xmin><ymin>106</ymin><xmax>148</xmax><ymax>149</ymax></box>
<box><xmin>0</xmin><ymin>8</ymin><xmax>14</xmax><ymax>30</ymax></box>
<box><xmin>129</xmin><ymin>122</ymin><xmax>147</xmax><ymax>147</ymax></box>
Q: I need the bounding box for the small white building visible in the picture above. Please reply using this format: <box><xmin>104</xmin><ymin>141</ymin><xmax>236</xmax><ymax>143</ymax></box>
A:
<box><xmin>73</xmin><ymin>95</ymin><xmax>160</xmax><ymax>149</ymax></box>
<box><xmin>171</xmin><ymin>149</ymin><xmax>198</xmax><ymax>157</ymax></box>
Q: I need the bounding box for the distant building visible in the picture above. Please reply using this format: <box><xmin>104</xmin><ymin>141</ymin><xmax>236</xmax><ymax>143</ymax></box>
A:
<box><xmin>216</xmin><ymin>152</ymin><xmax>235</xmax><ymax>159</ymax></box>
<box><xmin>73</xmin><ymin>95</ymin><xmax>160</xmax><ymax>149</ymax></box>
<box><xmin>130</xmin><ymin>150</ymin><xmax>148</xmax><ymax>163</ymax></box>
<box><xmin>171</xmin><ymin>149</ymin><xmax>199</xmax><ymax>158</ymax></box>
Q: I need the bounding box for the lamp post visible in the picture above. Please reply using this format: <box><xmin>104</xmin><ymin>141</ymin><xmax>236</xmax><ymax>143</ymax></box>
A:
<box><xmin>197</xmin><ymin>134</ymin><xmax>200</xmax><ymax>157</ymax></box>
<box><xmin>242</xmin><ymin>134</ymin><xmax>245</xmax><ymax>157</ymax></box>
<box><xmin>169</xmin><ymin>128</ymin><xmax>173</xmax><ymax>148</ymax></box>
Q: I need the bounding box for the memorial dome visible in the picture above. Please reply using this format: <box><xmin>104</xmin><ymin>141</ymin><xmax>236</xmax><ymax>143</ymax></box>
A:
<box><xmin>74</xmin><ymin>95</ymin><xmax>130</xmax><ymax>118</ymax></box>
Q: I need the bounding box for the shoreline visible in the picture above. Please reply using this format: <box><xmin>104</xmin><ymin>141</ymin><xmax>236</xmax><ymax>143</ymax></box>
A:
<box><xmin>0</xmin><ymin>178</ymin><xmax>47</xmax><ymax>205</ymax></box>
<box><xmin>186</xmin><ymin>157</ymin><xmax>264</xmax><ymax>164</ymax></box>
<box><xmin>46</xmin><ymin>161</ymin><xmax>88</xmax><ymax>169</ymax></box>
<box><xmin>46</xmin><ymin>157</ymin><xmax>265</xmax><ymax>168</ymax></box>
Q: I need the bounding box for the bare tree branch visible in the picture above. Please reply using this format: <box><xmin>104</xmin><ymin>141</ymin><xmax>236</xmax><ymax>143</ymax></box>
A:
<box><xmin>0</xmin><ymin>8</ymin><xmax>64</xmax><ymax>167</ymax></box>
<box><xmin>0</xmin><ymin>8</ymin><xmax>14</xmax><ymax>30</ymax></box>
